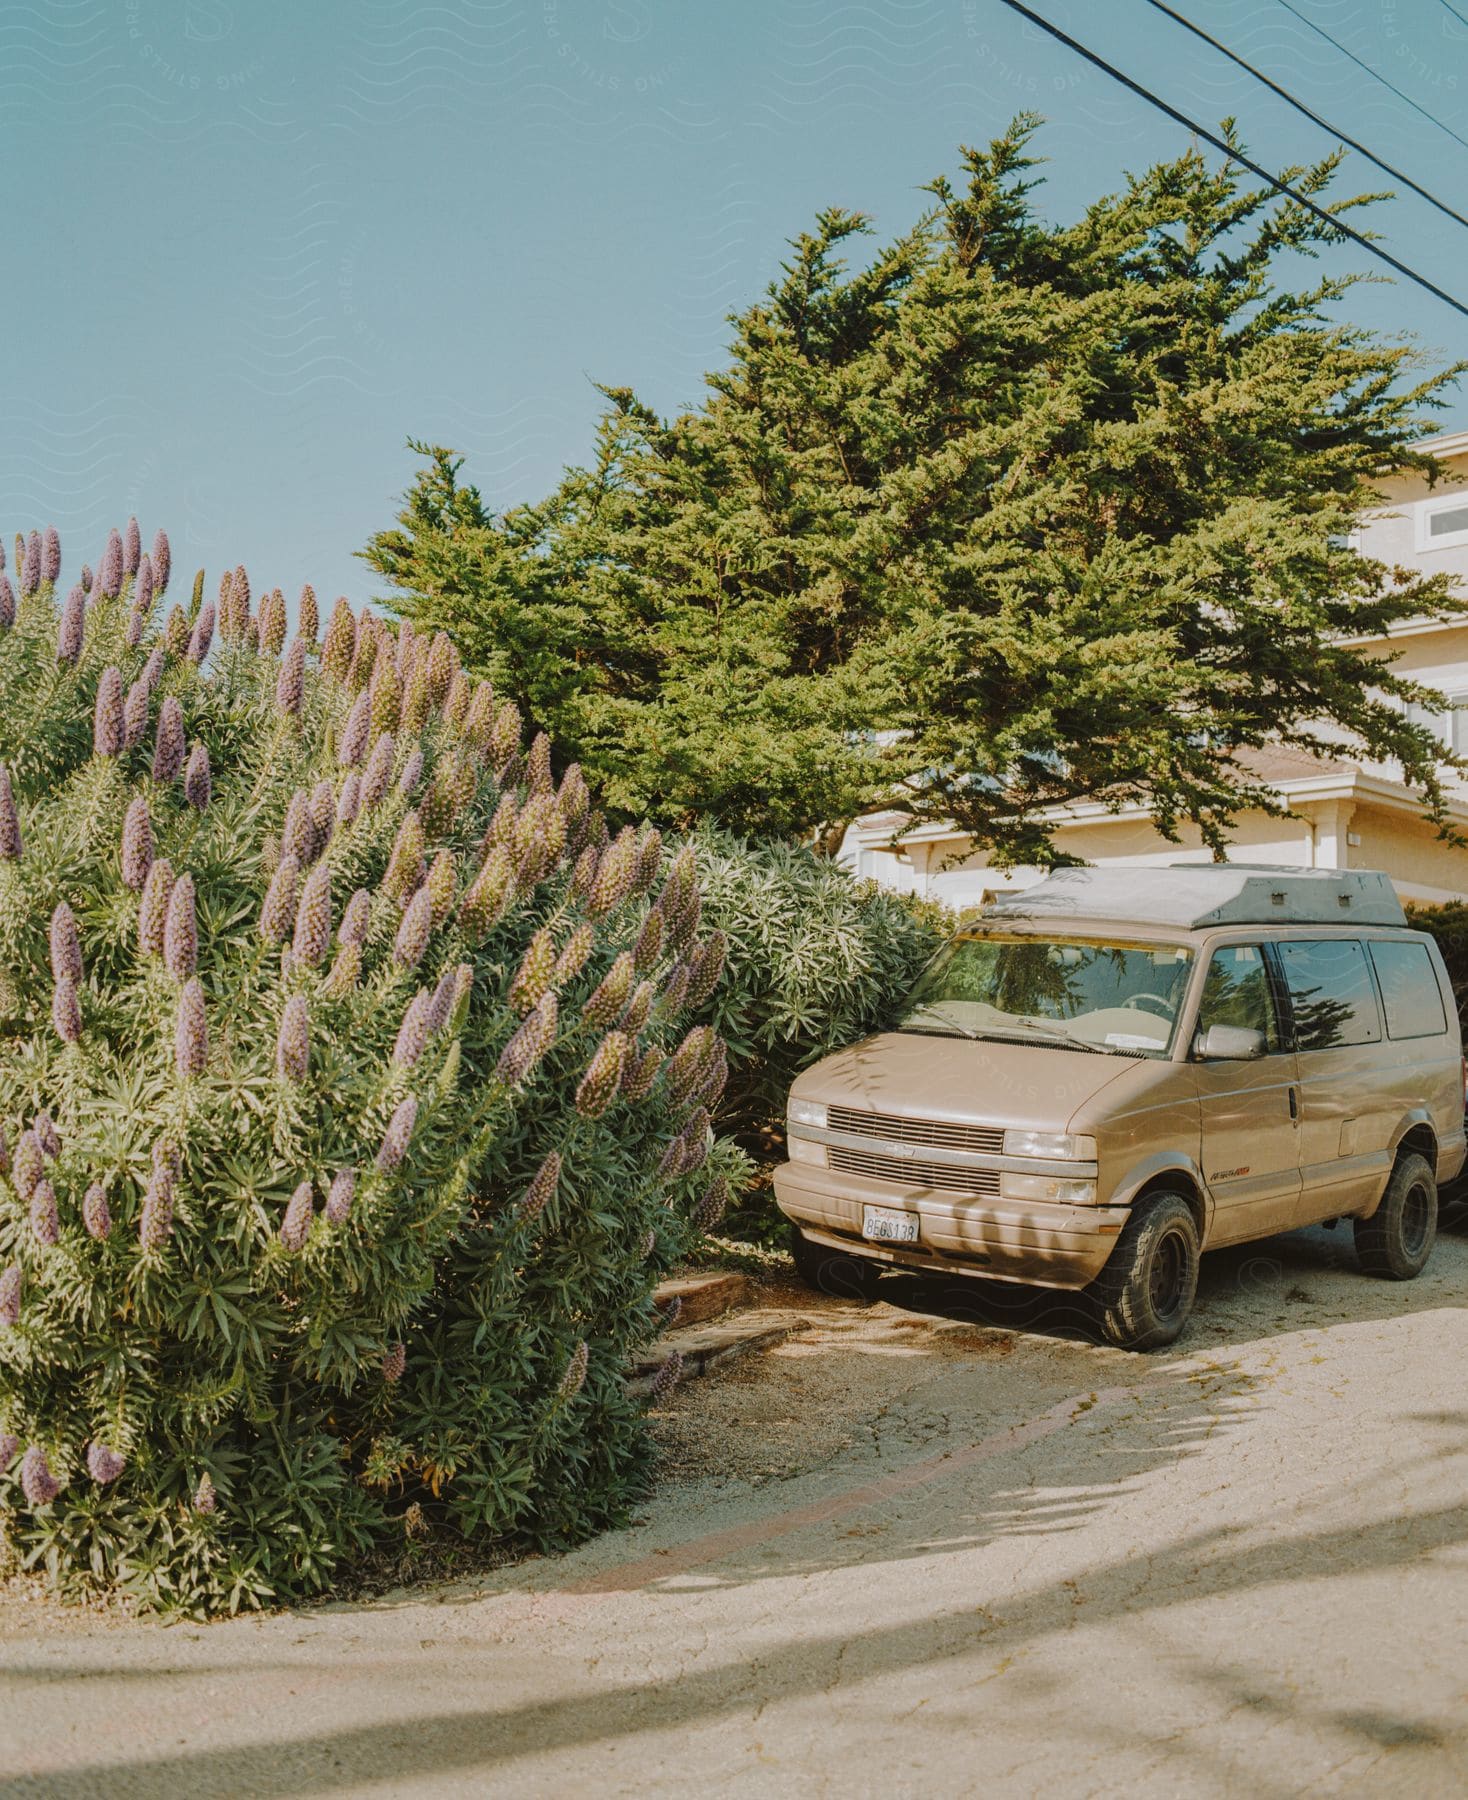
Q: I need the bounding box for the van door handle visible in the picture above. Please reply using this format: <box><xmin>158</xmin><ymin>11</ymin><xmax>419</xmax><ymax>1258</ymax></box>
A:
<box><xmin>1288</xmin><ymin>1085</ymin><xmax>1299</xmax><ymax>1121</ymax></box>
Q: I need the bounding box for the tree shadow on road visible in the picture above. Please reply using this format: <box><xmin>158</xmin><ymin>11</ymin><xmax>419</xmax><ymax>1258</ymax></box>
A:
<box><xmin>8</xmin><ymin>1484</ymin><xmax>1467</xmax><ymax>1799</ymax></box>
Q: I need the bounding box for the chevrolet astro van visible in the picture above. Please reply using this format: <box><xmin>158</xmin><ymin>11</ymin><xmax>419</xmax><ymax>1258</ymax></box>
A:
<box><xmin>775</xmin><ymin>865</ymin><xmax>1466</xmax><ymax>1349</ymax></box>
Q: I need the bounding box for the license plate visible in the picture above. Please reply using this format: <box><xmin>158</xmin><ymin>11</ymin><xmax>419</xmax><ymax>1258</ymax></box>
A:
<box><xmin>862</xmin><ymin>1204</ymin><xmax>919</xmax><ymax>1245</ymax></box>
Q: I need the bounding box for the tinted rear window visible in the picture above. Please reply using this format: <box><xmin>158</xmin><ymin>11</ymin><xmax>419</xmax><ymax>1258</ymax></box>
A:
<box><xmin>1276</xmin><ymin>939</ymin><xmax>1382</xmax><ymax>1050</ymax></box>
<box><xmin>1368</xmin><ymin>940</ymin><xmax>1448</xmax><ymax>1040</ymax></box>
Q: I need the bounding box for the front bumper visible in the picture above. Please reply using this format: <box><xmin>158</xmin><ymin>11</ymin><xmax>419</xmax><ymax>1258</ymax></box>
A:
<box><xmin>773</xmin><ymin>1160</ymin><xmax>1130</xmax><ymax>1291</ymax></box>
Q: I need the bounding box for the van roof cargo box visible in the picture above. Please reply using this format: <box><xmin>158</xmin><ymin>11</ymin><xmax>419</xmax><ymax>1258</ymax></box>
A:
<box><xmin>984</xmin><ymin>865</ymin><xmax>1408</xmax><ymax>931</ymax></box>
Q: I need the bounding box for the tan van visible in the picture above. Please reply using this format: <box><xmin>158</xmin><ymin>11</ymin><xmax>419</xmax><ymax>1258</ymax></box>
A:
<box><xmin>775</xmin><ymin>866</ymin><xmax>1466</xmax><ymax>1349</ymax></box>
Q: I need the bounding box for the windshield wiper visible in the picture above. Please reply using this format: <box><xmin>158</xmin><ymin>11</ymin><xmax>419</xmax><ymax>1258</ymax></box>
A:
<box><xmin>900</xmin><ymin>1003</ymin><xmax>980</xmax><ymax>1040</ymax></box>
<box><xmin>1008</xmin><ymin>1018</ymin><xmax>1104</xmax><ymax>1055</ymax></box>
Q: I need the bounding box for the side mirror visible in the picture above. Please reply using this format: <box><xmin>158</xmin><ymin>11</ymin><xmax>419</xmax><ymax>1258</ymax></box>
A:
<box><xmin>1194</xmin><ymin>1024</ymin><xmax>1267</xmax><ymax>1061</ymax></box>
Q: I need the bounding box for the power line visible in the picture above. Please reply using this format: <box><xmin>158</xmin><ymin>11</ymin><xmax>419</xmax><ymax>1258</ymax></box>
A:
<box><xmin>1142</xmin><ymin>0</ymin><xmax>1468</xmax><ymax>233</ymax></box>
<box><xmin>996</xmin><ymin>0</ymin><xmax>1468</xmax><ymax>322</ymax></box>
<box><xmin>1435</xmin><ymin>0</ymin><xmax>1468</xmax><ymax>33</ymax></box>
<box><xmin>1271</xmin><ymin>0</ymin><xmax>1468</xmax><ymax>157</ymax></box>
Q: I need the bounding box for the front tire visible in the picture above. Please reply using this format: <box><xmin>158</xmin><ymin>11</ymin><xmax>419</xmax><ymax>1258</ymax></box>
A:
<box><xmin>1092</xmin><ymin>1192</ymin><xmax>1200</xmax><ymax>1351</ymax></box>
<box><xmin>1355</xmin><ymin>1151</ymin><xmax>1437</xmax><ymax>1280</ymax></box>
<box><xmin>789</xmin><ymin>1226</ymin><xmax>882</xmax><ymax>1301</ymax></box>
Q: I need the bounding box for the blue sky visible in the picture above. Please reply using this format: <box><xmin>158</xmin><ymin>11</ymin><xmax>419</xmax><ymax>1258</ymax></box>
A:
<box><xmin>5</xmin><ymin>0</ymin><xmax>1467</xmax><ymax>611</ymax></box>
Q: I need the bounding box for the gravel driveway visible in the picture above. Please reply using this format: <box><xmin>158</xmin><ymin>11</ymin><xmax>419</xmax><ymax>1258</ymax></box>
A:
<box><xmin>3</xmin><ymin>1214</ymin><xmax>1466</xmax><ymax>1798</ymax></box>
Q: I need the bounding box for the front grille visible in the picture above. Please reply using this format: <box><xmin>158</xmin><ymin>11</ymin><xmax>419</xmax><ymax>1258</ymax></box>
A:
<box><xmin>827</xmin><ymin>1105</ymin><xmax>1004</xmax><ymax>1155</ymax></box>
<box><xmin>828</xmin><ymin>1145</ymin><xmax>1002</xmax><ymax>1195</ymax></box>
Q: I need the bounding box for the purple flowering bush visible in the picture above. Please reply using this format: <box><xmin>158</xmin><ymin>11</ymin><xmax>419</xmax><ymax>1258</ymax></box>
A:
<box><xmin>0</xmin><ymin>523</ymin><xmax>745</xmax><ymax>1615</ymax></box>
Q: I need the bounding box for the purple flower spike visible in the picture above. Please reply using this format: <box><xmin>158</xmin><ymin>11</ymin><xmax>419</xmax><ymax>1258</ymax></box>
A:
<box><xmin>557</xmin><ymin>1340</ymin><xmax>589</xmax><ymax>1400</ymax></box>
<box><xmin>21</xmin><ymin>532</ymin><xmax>40</xmax><ymax>595</ymax></box>
<box><xmin>336</xmin><ymin>771</ymin><xmax>362</xmax><ymax>825</ymax></box>
<box><xmin>52</xmin><ymin>977</ymin><xmax>82</xmax><ymax>1045</ymax></box>
<box><xmin>50</xmin><ymin>901</ymin><xmax>83</xmax><ymax>983</ymax></box>
<box><xmin>276</xmin><ymin>994</ymin><xmax>310</xmax><ymax>1083</ymax></box>
<box><xmin>362</xmin><ymin>733</ymin><xmax>395</xmax><ymax>811</ymax></box>
<box><xmin>292</xmin><ymin>861</ymin><xmax>332</xmax><ymax>967</ymax></box>
<box><xmin>30</xmin><ymin>1178</ymin><xmax>60</xmax><ymax>1246</ymax></box>
<box><xmin>0</xmin><ymin>575</ymin><xmax>13</xmax><ymax>628</ymax></box>
<box><xmin>99</xmin><ymin>529</ymin><xmax>123</xmax><ymax>598</ymax></box>
<box><xmin>57</xmin><ymin>586</ymin><xmax>85</xmax><ymax>664</ymax></box>
<box><xmin>41</xmin><ymin>526</ymin><xmax>61</xmax><ymax>584</ymax></box>
<box><xmin>0</xmin><ymin>765</ymin><xmax>20</xmax><ymax>860</ymax></box>
<box><xmin>186</xmin><ymin>601</ymin><xmax>215</xmax><ymax>664</ymax></box>
<box><xmin>382</xmin><ymin>1341</ymin><xmax>406</xmax><ymax>1383</ymax></box>
<box><xmin>339</xmin><ymin>887</ymin><xmax>371</xmax><ymax>947</ymax></box>
<box><xmin>184</xmin><ymin>743</ymin><xmax>211</xmax><ymax>810</ymax></box>
<box><xmin>139</xmin><ymin>1162</ymin><xmax>175</xmax><ymax>1249</ymax></box>
<box><xmin>276</xmin><ymin>635</ymin><xmax>306</xmax><ymax>717</ymax></box>
<box><xmin>393</xmin><ymin>886</ymin><xmax>433</xmax><ymax>969</ymax></box>
<box><xmin>325</xmin><ymin>1166</ymin><xmax>356</xmax><ymax>1225</ymax></box>
<box><xmin>123</xmin><ymin>679</ymin><xmax>151</xmax><ymax>748</ymax></box>
<box><xmin>33</xmin><ymin>1111</ymin><xmax>60</xmax><ymax>1159</ymax></box>
<box><xmin>141</xmin><ymin>645</ymin><xmax>165</xmax><ymax>691</ymax></box>
<box><xmin>123</xmin><ymin>516</ymin><xmax>141</xmax><ymax>575</ymax></box>
<box><xmin>279</xmin><ymin>1179</ymin><xmax>315</xmax><ymax>1251</ymax></box>
<box><xmin>80</xmin><ymin>562</ymin><xmax>92</xmax><ymax>593</ymax></box>
<box><xmin>175</xmin><ymin>977</ymin><xmax>209</xmax><ymax>1077</ymax></box>
<box><xmin>299</xmin><ymin>583</ymin><xmax>319</xmax><ymax>644</ymax></box>
<box><xmin>260</xmin><ymin>855</ymin><xmax>300</xmax><ymax>945</ymax></box>
<box><xmin>338</xmin><ymin>691</ymin><xmax>370</xmax><ymax>767</ymax></box>
<box><xmin>83</xmin><ymin>1183</ymin><xmax>112</xmax><ymax>1240</ymax></box>
<box><xmin>193</xmin><ymin>1471</ymin><xmax>217</xmax><ymax>1514</ymax></box>
<box><xmin>20</xmin><ymin>1445</ymin><xmax>61</xmax><ymax>1507</ymax></box>
<box><xmin>133</xmin><ymin>552</ymin><xmax>155</xmax><ymax>619</ymax></box>
<box><xmin>12</xmin><ymin>1132</ymin><xmax>44</xmax><ymax>1200</ymax></box>
<box><xmin>0</xmin><ymin>1263</ymin><xmax>21</xmax><ymax>1327</ymax></box>
<box><xmin>392</xmin><ymin>990</ymin><xmax>432</xmax><ymax>1068</ymax></box>
<box><xmin>398</xmin><ymin>747</ymin><xmax>424</xmax><ymax>796</ymax></box>
<box><xmin>137</xmin><ymin>856</ymin><xmax>174</xmax><ymax>957</ymax></box>
<box><xmin>87</xmin><ymin>1442</ymin><xmax>126</xmax><ymax>1485</ymax></box>
<box><xmin>518</xmin><ymin>1150</ymin><xmax>561</xmax><ymax>1223</ymax></box>
<box><xmin>425</xmin><ymin>966</ymin><xmax>457</xmax><ymax>1034</ymax></box>
<box><xmin>376</xmin><ymin>1095</ymin><xmax>418</xmax><ymax>1172</ymax></box>
<box><xmin>121</xmin><ymin>795</ymin><xmax>155</xmax><ymax>890</ymax></box>
<box><xmin>151</xmin><ymin>528</ymin><xmax>171</xmax><ymax>592</ymax></box>
<box><xmin>163</xmin><ymin>873</ymin><xmax>198</xmax><ymax>979</ymax></box>
<box><xmin>152</xmin><ymin>696</ymin><xmax>185</xmax><ymax>784</ymax></box>
<box><xmin>93</xmin><ymin>667</ymin><xmax>124</xmax><ymax>756</ymax></box>
<box><xmin>0</xmin><ymin>1435</ymin><xmax>17</xmax><ymax>1470</ymax></box>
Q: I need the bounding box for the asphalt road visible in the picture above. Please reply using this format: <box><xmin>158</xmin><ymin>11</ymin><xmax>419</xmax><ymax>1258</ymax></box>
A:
<box><xmin>3</xmin><ymin>1212</ymin><xmax>1467</xmax><ymax>1798</ymax></box>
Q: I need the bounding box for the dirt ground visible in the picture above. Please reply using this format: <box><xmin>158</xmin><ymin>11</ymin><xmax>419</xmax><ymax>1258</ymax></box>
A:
<box><xmin>2</xmin><ymin>1213</ymin><xmax>1467</xmax><ymax>1797</ymax></box>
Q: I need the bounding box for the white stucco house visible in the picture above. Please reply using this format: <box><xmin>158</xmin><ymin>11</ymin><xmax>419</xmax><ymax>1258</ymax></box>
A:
<box><xmin>840</xmin><ymin>428</ymin><xmax>1468</xmax><ymax>908</ymax></box>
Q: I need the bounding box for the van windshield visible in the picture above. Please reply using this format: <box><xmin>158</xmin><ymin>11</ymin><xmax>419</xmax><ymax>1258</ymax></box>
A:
<box><xmin>897</xmin><ymin>934</ymin><xmax>1194</xmax><ymax>1056</ymax></box>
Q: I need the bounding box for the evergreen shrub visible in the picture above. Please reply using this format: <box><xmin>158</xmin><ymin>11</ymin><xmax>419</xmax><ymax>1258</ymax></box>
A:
<box><xmin>0</xmin><ymin>524</ymin><xmax>744</xmax><ymax>1615</ymax></box>
<box><xmin>688</xmin><ymin>829</ymin><xmax>943</xmax><ymax>1143</ymax></box>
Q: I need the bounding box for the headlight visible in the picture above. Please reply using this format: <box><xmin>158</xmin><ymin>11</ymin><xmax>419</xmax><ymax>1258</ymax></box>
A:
<box><xmin>788</xmin><ymin>1137</ymin><xmax>828</xmax><ymax>1167</ymax></box>
<box><xmin>788</xmin><ymin>1098</ymin><xmax>828</xmax><ymax>1129</ymax></box>
<box><xmin>1000</xmin><ymin>1171</ymin><xmax>1097</xmax><ymax>1204</ymax></box>
<box><xmin>1003</xmin><ymin>1129</ymin><xmax>1097</xmax><ymax>1160</ymax></box>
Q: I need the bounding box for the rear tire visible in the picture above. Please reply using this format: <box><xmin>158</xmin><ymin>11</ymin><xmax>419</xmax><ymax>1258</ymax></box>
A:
<box><xmin>789</xmin><ymin>1225</ymin><xmax>882</xmax><ymax>1302</ymax></box>
<box><xmin>1355</xmin><ymin>1151</ymin><xmax>1437</xmax><ymax>1280</ymax></box>
<box><xmin>1092</xmin><ymin>1192</ymin><xmax>1199</xmax><ymax>1351</ymax></box>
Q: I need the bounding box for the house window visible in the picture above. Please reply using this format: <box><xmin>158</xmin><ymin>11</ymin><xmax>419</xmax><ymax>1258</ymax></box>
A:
<box><xmin>1416</xmin><ymin>496</ymin><xmax>1468</xmax><ymax>552</ymax></box>
<box><xmin>1402</xmin><ymin>691</ymin><xmax>1468</xmax><ymax>755</ymax></box>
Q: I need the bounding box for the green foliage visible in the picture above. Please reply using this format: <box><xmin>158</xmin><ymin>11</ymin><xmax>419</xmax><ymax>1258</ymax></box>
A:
<box><xmin>366</xmin><ymin>117</ymin><xmax>1467</xmax><ymax>861</ymax></box>
<box><xmin>688</xmin><ymin>829</ymin><xmax>942</xmax><ymax>1141</ymax></box>
<box><xmin>1405</xmin><ymin>902</ymin><xmax>1468</xmax><ymax>1025</ymax></box>
<box><xmin>0</xmin><ymin>546</ymin><xmax>744</xmax><ymax>1616</ymax></box>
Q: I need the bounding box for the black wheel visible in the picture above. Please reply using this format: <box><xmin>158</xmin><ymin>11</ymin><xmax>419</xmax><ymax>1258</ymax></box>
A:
<box><xmin>1091</xmin><ymin>1192</ymin><xmax>1200</xmax><ymax>1351</ymax></box>
<box><xmin>789</xmin><ymin>1225</ymin><xmax>882</xmax><ymax>1301</ymax></box>
<box><xmin>1355</xmin><ymin>1151</ymin><xmax>1437</xmax><ymax>1280</ymax></box>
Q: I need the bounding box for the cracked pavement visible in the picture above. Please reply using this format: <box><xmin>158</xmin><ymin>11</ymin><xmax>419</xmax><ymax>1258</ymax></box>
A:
<box><xmin>2</xmin><ymin>1215</ymin><xmax>1466</xmax><ymax>1797</ymax></box>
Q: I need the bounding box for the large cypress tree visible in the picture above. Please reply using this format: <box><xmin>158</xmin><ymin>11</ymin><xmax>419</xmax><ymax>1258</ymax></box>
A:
<box><xmin>365</xmin><ymin>117</ymin><xmax>1467</xmax><ymax>861</ymax></box>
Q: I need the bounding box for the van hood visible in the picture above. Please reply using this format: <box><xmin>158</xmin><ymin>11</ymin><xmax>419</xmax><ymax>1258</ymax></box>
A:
<box><xmin>791</xmin><ymin>1031</ymin><xmax>1164</xmax><ymax>1133</ymax></box>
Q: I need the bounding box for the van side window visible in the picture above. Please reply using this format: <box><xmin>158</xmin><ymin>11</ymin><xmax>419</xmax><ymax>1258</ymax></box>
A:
<box><xmin>1368</xmin><ymin>941</ymin><xmax>1448</xmax><ymax>1040</ymax></box>
<box><xmin>1276</xmin><ymin>939</ymin><xmax>1382</xmax><ymax>1050</ymax></box>
<box><xmin>1195</xmin><ymin>945</ymin><xmax>1281</xmax><ymax>1051</ymax></box>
